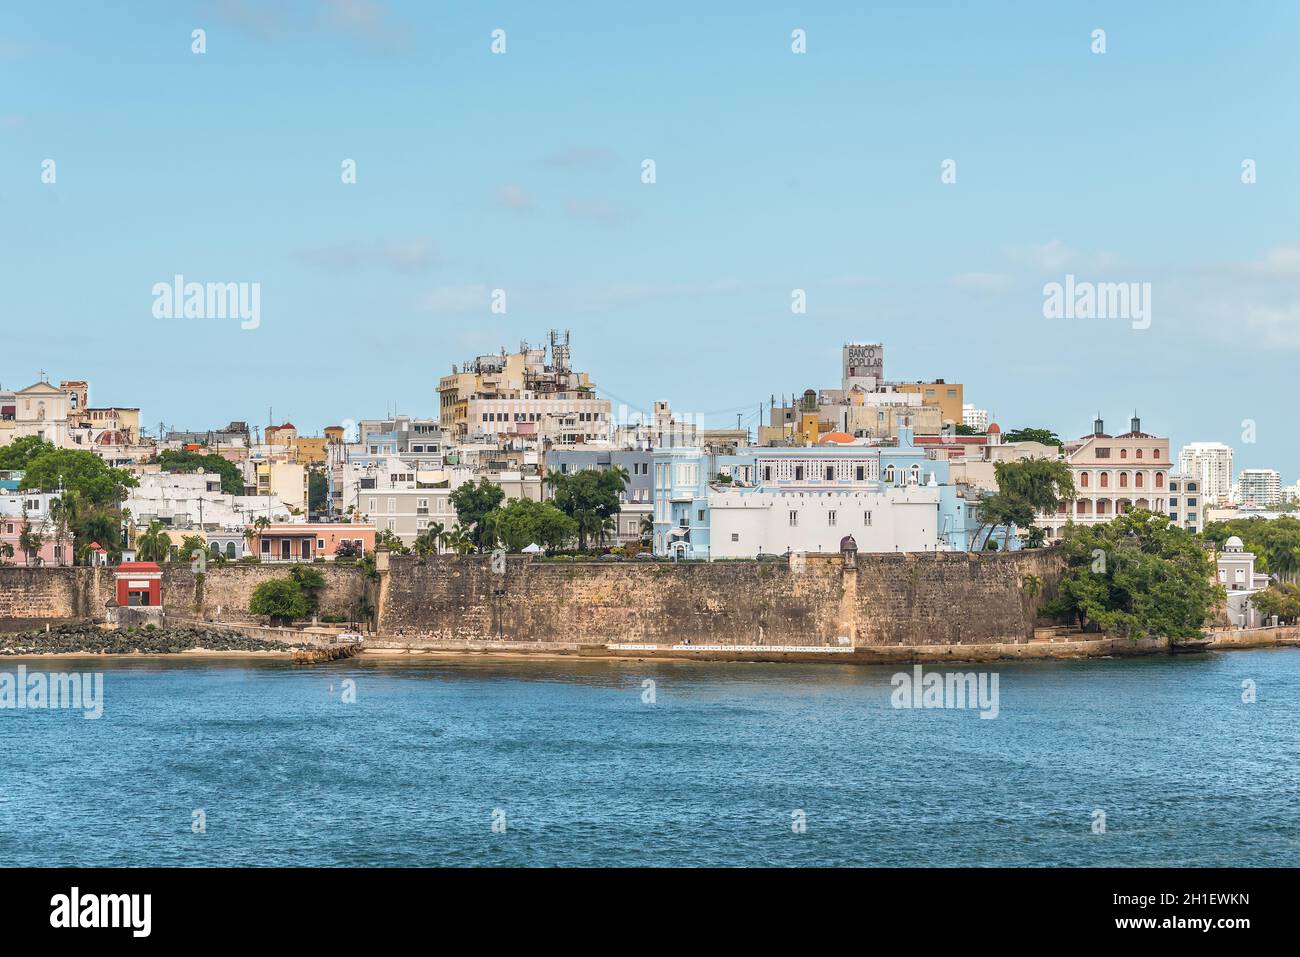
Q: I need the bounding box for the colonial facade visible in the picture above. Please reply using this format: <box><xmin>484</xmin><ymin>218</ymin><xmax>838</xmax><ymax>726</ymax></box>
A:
<box><xmin>1039</xmin><ymin>414</ymin><xmax>1172</xmax><ymax>540</ymax></box>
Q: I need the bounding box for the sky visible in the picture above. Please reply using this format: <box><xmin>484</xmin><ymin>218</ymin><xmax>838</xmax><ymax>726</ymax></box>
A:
<box><xmin>2</xmin><ymin>1</ymin><xmax>1298</xmax><ymax>475</ymax></box>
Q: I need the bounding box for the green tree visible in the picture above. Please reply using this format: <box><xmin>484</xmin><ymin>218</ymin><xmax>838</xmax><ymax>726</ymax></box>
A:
<box><xmin>249</xmin><ymin>577</ymin><xmax>309</xmax><ymax>625</ymax></box>
<box><xmin>288</xmin><ymin>564</ymin><xmax>327</xmax><ymax>614</ymax></box>
<box><xmin>1203</xmin><ymin>517</ymin><xmax>1300</xmax><ymax>583</ymax></box>
<box><xmin>376</xmin><ymin>528</ymin><xmax>410</xmax><ymax>554</ymax></box>
<box><xmin>18</xmin><ymin>519</ymin><xmax>45</xmax><ymax>565</ymax></box>
<box><xmin>307</xmin><ymin>467</ymin><xmax>329</xmax><ymax>513</ymax></box>
<box><xmin>449</xmin><ymin>478</ymin><xmax>505</xmax><ymax>551</ymax></box>
<box><xmin>972</xmin><ymin>458</ymin><xmax>1075</xmax><ymax>550</ymax></box>
<box><xmin>0</xmin><ymin>436</ymin><xmax>56</xmax><ymax>470</ymax></box>
<box><xmin>156</xmin><ymin>449</ymin><xmax>244</xmax><ymax>495</ymax></box>
<box><xmin>546</xmin><ymin>468</ymin><xmax>627</xmax><ymax>550</ymax></box>
<box><xmin>1248</xmin><ymin>583</ymin><xmax>1300</xmax><ymax>624</ymax></box>
<box><xmin>1042</xmin><ymin>510</ymin><xmax>1223</xmax><ymax>639</ymax></box>
<box><xmin>1000</xmin><ymin>427</ymin><xmax>1065</xmax><ymax>450</ymax></box>
<box><xmin>177</xmin><ymin>534</ymin><xmax>208</xmax><ymax>564</ymax></box>
<box><xmin>136</xmin><ymin>521</ymin><xmax>173</xmax><ymax>562</ymax></box>
<box><xmin>481</xmin><ymin>498</ymin><xmax>578</xmax><ymax>552</ymax></box>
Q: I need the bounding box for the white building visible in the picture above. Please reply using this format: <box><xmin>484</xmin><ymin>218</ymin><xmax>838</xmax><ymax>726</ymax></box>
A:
<box><xmin>706</xmin><ymin>484</ymin><xmax>944</xmax><ymax>558</ymax></box>
<box><xmin>125</xmin><ymin>471</ymin><xmax>292</xmax><ymax>530</ymax></box>
<box><xmin>1178</xmin><ymin>442</ymin><xmax>1235</xmax><ymax>504</ymax></box>
<box><xmin>961</xmin><ymin>404</ymin><xmax>989</xmax><ymax>431</ymax></box>
<box><xmin>1237</xmin><ymin>468</ymin><xmax>1281</xmax><ymax>507</ymax></box>
<box><xmin>1217</xmin><ymin>536</ymin><xmax>1271</xmax><ymax>628</ymax></box>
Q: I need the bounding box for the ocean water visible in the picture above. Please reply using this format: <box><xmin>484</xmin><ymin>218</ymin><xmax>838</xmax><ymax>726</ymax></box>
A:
<box><xmin>1</xmin><ymin>650</ymin><xmax>1297</xmax><ymax>867</ymax></box>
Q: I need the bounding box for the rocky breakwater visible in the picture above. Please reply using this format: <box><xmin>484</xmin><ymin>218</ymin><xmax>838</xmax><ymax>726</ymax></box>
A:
<box><xmin>0</xmin><ymin>621</ymin><xmax>312</xmax><ymax>656</ymax></box>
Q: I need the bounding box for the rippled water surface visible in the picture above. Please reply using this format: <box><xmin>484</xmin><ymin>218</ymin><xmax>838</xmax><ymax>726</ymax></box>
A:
<box><xmin>1</xmin><ymin>650</ymin><xmax>1297</xmax><ymax>866</ymax></box>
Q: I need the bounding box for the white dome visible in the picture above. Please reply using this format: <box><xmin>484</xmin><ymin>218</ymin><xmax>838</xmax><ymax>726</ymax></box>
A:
<box><xmin>1224</xmin><ymin>535</ymin><xmax>1244</xmax><ymax>550</ymax></box>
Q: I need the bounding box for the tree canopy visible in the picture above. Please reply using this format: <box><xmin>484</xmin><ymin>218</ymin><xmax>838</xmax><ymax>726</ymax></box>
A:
<box><xmin>974</xmin><ymin>458</ymin><xmax>1074</xmax><ymax>550</ymax></box>
<box><xmin>1203</xmin><ymin>516</ymin><xmax>1300</xmax><ymax>583</ymax></box>
<box><xmin>0</xmin><ymin>436</ymin><xmax>56</xmax><ymax>470</ymax></box>
<box><xmin>156</xmin><ymin>449</ymin><xmax>244</xmax><ymax>495</ymax></box>
<box><xmin>249</xmin><ymin>577</ymin><xmax>309</xmax><ymax>623</ymax></box>
<box><xmin>545</xmin><ymin>467</ymin><xmax>627</xmax><ymax>550</ymax></box>
<box><xmin>482</xmin><ymin>498</ymin><xmax>577</xmax><ymax>552</ymax></box>
<box><xmin>1042</xmin><ymin>510</ymin><xmax>1222</xmax><ymax>639</ymax></box>
<box><xmin>449</xmin><ymin>478</ymin><xmax>506</xmax><ymax>551</ymax></box>
<box><xmin>1000</xmin><ymin>427</ymin><xmax>1064</xmax><ymax>449</ymax></box>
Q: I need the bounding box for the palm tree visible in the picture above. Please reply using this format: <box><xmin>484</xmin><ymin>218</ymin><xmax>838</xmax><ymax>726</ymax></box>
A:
<box><xmin>137</xmin><ymin>521</ymin><xmax>172</xmax><ymax>562</ymax></box>
<box><xmin>639</xmin><ymin>513</ymin><xmax>654</xmax><ymax>545</ymax></box>
<box><xmin>444</xmin><ymin>524</ymin><xmax>474</xmax><ymax>555</ymax></box>
<box><xmin>0</xmin><ymin>542</ymin><xmax>14</xmax><ymax>565</ymax></box>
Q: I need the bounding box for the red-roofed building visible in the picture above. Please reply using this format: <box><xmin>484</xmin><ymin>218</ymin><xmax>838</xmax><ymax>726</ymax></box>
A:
<box><xmin>115</xmin><ymin>561</ymin><xmax>162</xmax><ymax>607</ymax></box>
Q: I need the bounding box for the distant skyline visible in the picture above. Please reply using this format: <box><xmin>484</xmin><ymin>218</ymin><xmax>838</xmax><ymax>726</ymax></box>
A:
<box><xmin>2</xmin><ymin>2</ymin><xmax>1298</xmax><ymax>474</ymax></box>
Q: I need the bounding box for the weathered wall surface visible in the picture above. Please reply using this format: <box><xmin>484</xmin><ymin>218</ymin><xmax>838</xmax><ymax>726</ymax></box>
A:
<box><xmin>161</xmin><ymin>564</ymin><xmax>368</xmax><ymax>622</ymax></box>
<box><xmin>376</xmin><ymin>549</ymin><xmax>1062</xmax><ymax>647</ymax></box>
<box><xmin>3</xmin><ymin>550</ymin><xmax>1061</xmax><ymax>646</ymax></box>
<box><xmin>0</xmin><ymin>567</ymin><xmax>109</xmax><ymax>623</ymax></box>
<box><xmin>0</xmin><ymin>563</ymin><xmax>367</xmax><ymax>626</ymax></box>
<box><xmin>852</xmin><ymin>549</ymin><xmax>1062</xmax><ymax>646</ymax></box>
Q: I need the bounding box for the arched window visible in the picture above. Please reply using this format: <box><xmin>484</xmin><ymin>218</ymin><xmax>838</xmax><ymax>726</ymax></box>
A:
<box><xmin>1120</xmin><ymin>449</ymin><xmax>1128</xmax><ymax>459</ymax></box>
<box><xmin>1155</xmin><ymin>472</ymin><xmax>1165</xmax><ymax>489</ymax></box>
<box><xmin>226</xmin><ymin>542</ymin><xmax>237</xmax><ymax>559</ymax></box>
<box><xmin>1100</xmin><ymin>472</ymin><xmax>1109</xmax><ymax>488</ymax></box>
<box><xmin>1135</xmin><ymin>449</ymin><xmax>1143</xmax><ymax>459</ymax></box>
<box><xmin>1135</xmin><ymin>472</ymin><xmax>1144</xmax><ymax>488</ymax></box>
<box><xmin>1080</xmin><ymin>472</ymin><xmax>1090</xmax><ymax>488</ymax></box>
<box><xmin>909</xmin><ymin>464</ymin><xmax>921</xmax><ymax>484</ymax></box>
<box><xmin>1119</xmin><ymin>472</ymin><xmax>1129</xmax><ymax>488</ymax></box>
<box><xmin>210</xmin><ymin>542</ymin><xmax>221</xmax><ymax>558</ymax></box>
<box><xmin>883</xmin><ymin>465</ymin><xmax>895</xmax><ymax>483</ymax></box>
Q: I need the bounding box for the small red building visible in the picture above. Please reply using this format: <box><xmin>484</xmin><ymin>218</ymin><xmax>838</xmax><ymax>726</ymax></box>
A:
<box><xmin>115</xmin><ymin>561</ymin><xmax>162</xmax><ymax>607</ymax></box>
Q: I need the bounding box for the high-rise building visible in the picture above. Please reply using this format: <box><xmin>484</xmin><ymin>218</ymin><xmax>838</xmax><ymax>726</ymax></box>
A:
<box><xmin>1177</xmin><ymin>442</ymin><xmax>1235</xmax><ymax>503</ymax></box>
<box><xmin>1237</xmin><ymin>468</ymin><xmax>1281</xmax><ymax>507</ymax></box>
<box><xmin>962</xmin><ymin>404</ymin><xmax>989</xmax><ymax>431</ymax></box>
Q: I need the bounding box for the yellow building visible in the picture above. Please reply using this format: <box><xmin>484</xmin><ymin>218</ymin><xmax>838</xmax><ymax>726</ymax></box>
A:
<box><xmin>895</xmin><ymin>380</ymin><xmax>963</xmax><ymax>428</ymax></box>
<box><xmin>290</xmin><ymin>436</ymin><xmax>327</xmax><ymax>465</ymax></box>
<box><xmin>255</xmin><ymin>461</ymin><xmax>307</xmax><ymax>512</ymax></box>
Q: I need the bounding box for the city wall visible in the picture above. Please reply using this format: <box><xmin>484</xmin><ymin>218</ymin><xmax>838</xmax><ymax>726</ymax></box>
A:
<box><xmin>374</xmin><ymin>549</ymin><xmax>1063</xmax><ymax>647</ymax></box>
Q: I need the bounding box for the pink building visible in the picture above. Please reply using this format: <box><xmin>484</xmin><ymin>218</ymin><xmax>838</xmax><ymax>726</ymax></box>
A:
<box><xmin>0</xmin><ymin>491</ymin><xmax>71</xmax><ymax>566</ymax></box>
<box><xmin>247</xmin><ymin>523</ymin><xmax>375</xmax><ymax>562</ymax></box>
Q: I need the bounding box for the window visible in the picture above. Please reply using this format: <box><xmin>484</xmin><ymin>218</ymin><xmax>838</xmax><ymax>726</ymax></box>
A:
<box><xmin>795</xmin><ymin>466</ymin><xmax>804</xmax><ymax>481</ymax></box>
<box><xmin>697</xmin><ymin>509</ymin><xmax>705</xmax><ymax>521</ymax></box>
<box><xmin>318</xmin><ymin>539</ymin><xmax>326</xmax><ymax>549</ymax></box>
<box><xmin>864</xmin><ymin>511</ymin><xmax>872</xmax><ymax>526</ymax></box>
<box><xmin>388</xmin><ymin>497</ymin><xmax>396</xmax><ymax>512</ymax></box>
<box><xmin>730</xmin><ymin>533</ymin><xmax>739</xmax><ymax>542</ymax></box>
<box><xmin>1120</xmin><ymin>449</ymin><xmax>1128</xmax><ymax>459</ymax></box>
<box><xmin>1170</xmin><ymin>497</ymin><xmax>1179</xmax><ymax>506</ymax></box>
<box><xmin>1100</xmin><ymin>473</ymin><xmax>1109</xmax><ymax>488</ymax></box>
<box><xmin>1095</xmin><ymin>448</ymin><xmax>1111</xmax><ymax>458</ymax></box>
<box><xmin>789</xmin><ymin>511</ymin><xmax>798</xmax><ymax>527</ymax></box>
<box><xmin>855</xmin><ymin>466</ymin><xmax>864</xmax><ymax>481</ymax></box>
<box><xmin>1080</xmin><ymin>472</ymin><xmax>1090</xmax><ymax>488</ymax></box>
<box><xmin>825</xmin><ymin>466</ymin><xmax>834</xmax><ymax>481</ymax></box>
<box><xmin>828</xmin><ymin>510</ymin><xmax>837</xmax><ymax>526</ymax></box>
<box><xmin>764</xmin><ymin>466</ymin><xmax>772</xmax><ymax>482</ymax></box>
<box><xmin>883</xmin><ymin>466</ymin><xmax>895</xmax><ymax>483</ymax></box>
<box><xmin>1119</xmin><ymin>472</ymin><xmax>1128</xmax><ymax>488</ymax></box>
<box><xmin>368</xmin><ymin>497</ymin><xmax>377</xmax><ymax>512</ymax></box>
<box><xmin>1187</xmin><ymin>482</ymin><xmax>1197</xmax><ymax>491</ymax></box>
<box><xmin>261</xmin><ymin>539</ymin><xmax>270</xmax><ymax>554</ymax></box>
<box><xmin>1135</xmin><ymin>449</ymin><xmax>1143</xmax><ymax>459</ymax></box>
<box><xmin>1187</xmin><ymin>497</ymin><xmax>1197</xmax><ymax>506</ymax></box>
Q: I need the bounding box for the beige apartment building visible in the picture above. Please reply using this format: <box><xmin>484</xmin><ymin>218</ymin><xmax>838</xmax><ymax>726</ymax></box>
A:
<box><xmin>895</xmin><ymin>380</ymin><xmax>964</xmax><ymax>428</ymax></box>
<box><xmin>438</xmin><ymin>332</ymin><xmax>611</xmax><ymax>444</ymax></box>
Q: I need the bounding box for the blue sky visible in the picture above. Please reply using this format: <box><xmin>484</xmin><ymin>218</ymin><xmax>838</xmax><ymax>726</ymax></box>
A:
<box><xmin>2</xmin><ymin>1</ymin><xmax>1298</xmax><ymax>474</ymax></box>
